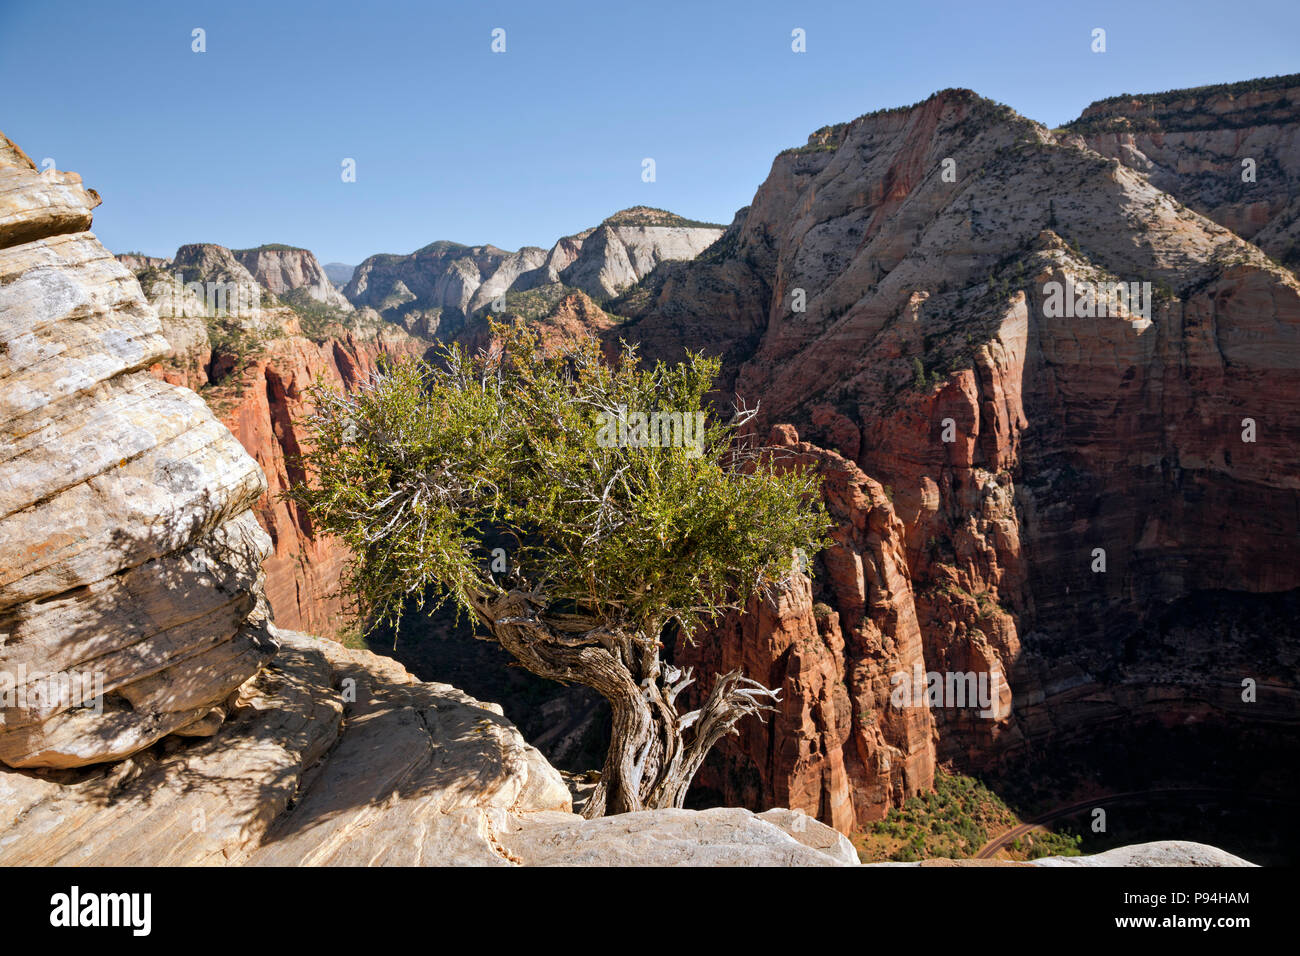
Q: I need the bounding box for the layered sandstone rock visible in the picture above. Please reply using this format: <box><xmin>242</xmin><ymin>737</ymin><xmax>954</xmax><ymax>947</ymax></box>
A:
<box><xmin>1063</xmin><ymin>74</ymin><xmax>1300</xmax><ymax>267</ymax></box>
<box><xmin>678</xmin><ymin>426</ymin><xmax>935</xmax><ymax>832</ymax></box>
<box><xmin>0</xmin><ymin>630</ymin><xmax>857</xmax><ymax>867</ymax></box>
<box><xmin>613</xmin><ymin>85</ymin><xmax>1300</xmax><ymax>829</ymax></box>
<box><xmin>0</xmin><ymin>131</ymin><xmax>276</xmax><ymax>768</ymax></box>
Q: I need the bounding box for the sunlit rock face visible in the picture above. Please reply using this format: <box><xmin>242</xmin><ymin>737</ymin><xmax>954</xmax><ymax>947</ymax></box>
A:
<box><xmin>611</xmin><ymin>86</ymin><xmax>1300</xmax><ymax>830</ymax></box>
<box><xmin>0</xmin><ymin>130</ymin><xmax>277</xmax><ymax>768</ymax></box>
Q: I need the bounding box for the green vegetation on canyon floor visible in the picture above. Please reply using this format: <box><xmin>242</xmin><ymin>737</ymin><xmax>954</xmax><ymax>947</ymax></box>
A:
<box><xmin>854</xmin><ymin>768</ymin><xmax>1083</xmax><ymax>862</ymax></box>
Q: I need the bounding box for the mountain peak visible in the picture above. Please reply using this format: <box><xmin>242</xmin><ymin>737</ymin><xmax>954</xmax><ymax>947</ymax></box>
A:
<box><xmin>601</xmin><ymin>206</ymin><xmax>726</xmax><ymax>229</ymax></box>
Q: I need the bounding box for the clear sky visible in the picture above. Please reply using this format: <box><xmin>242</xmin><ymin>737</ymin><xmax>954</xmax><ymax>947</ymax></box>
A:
<box><xmin>2</xmin><ymin>0</ymin><xmax>1296</xmax><ymax>266</ymax></box>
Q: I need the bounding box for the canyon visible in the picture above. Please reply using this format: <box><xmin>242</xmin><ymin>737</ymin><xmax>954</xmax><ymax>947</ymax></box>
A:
<box><xmin>0</xmin><ymin>127</ymin><xmax>895</xmax><ymax>865</ymax></box>
<box><xmin>113</xmin><ymin>77</ymin><xmax>1300</xmax><ymax>850</ymax></box>
<box><xmin>1</xmin><ymin>71</ymin><xmax>1295</xmax><ymax>866</ymax></box>
<box><xmin>609</xmin><ymin>77</ymin><xmax>1300</xmax><ymax>840</ymax></box>
<box><xmin>343</xmin><ymin>206</ymin><xmax>724</xmax><ymax>338</ymax></box>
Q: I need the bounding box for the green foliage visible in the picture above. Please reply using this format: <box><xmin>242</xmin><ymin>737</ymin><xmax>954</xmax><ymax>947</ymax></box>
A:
<box><xmin>480</xmin><ymin>282</ymin><xmax>581</xmax><ymax>322</ymax></box>
<box><xmin>855</xmin><ymin>768</ymin><xmax>1087</xmax><ymax>862</ymax></box>
<box><xmin>857</xmin><ymin>769</ymin><xmax>1017</xmax><ymax>862</ymax></box>
<box><xmin>1027</xmin><ymin>830</ymin><xmax>1083</xmax><ymax>859</ymax></box>
<box><xmin>1063</xmin><ymin>74</ymin><xmax>1300</xmax><ymax>135</ymax></box>
<box><xmin>911</xmin><ymin>357</ymin><xmax>926</xmax><ymax>389</ymax></box>
<box><xmin>289</xmin><ymin>324</ymin><xmax>831</xmax><ymax>642</ymax></box>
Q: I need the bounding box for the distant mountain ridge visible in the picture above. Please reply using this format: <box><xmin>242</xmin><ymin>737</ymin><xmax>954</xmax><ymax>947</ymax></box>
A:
<box><xmin>322</xmin><ymin>261</ymin><xmax>356</xmax><ymax>287</ymax></box>
<box><xmin>341</xmin><ymin>205</ymin><xmax>725</xmax><ymax>339</ymax></box>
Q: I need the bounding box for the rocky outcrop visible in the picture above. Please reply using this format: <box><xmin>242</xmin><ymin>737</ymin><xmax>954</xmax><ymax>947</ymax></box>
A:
<box><xmin>613</xmin><ymin>85</ymin><xmax>1300</xmax><ymax>830</ymax></box>
<box><xmin>137</xmin><ymin>270</ymin><xmax>211</xmax><ymax>387</ymax></box>
<box><xmin>0</xmin><ymin>131</ymin><xmax>276</xmax><ymax>768</ymax></box>
<box><xmin>234</xmin><ymin>245</ymin><xmax>353</xmax><ymax>310</ymax></box>
<box><xmin>678</xmin><ymin>426</ymin><xmax>935</xmax><ymax>833</ymax></box>
<box><xmin>0</xmin><ymin>630</ymin><xmax>858</xmax><ymax>866</ymax></box>
<box><xmin>1063</xmin><ymin>74</ymin><xmax>1300</xmax><ymax>268</ymax></box>
<box><xmin>1029</xmin><ymin>841</ymin><xmax>1255</xmax><ymax>868</ymax></box>
<box><xmin>115</xmin><ymin>253</ymin><xmax>171</xmax><ymax>273</ymax></box>
<box><xmin>562</xmin><ymin>207</ymin><xmax>727</xmax><ymax>298</ymax></box>
<box><xmin>2</xmin><ymin>626</ymin><xmax>1228</xmax><ymax>867</ymax></box>
<box><xmin>343</xmin><ymin>207</ymin><xmax>724</xmax><ymax>334</ymax></box>
<box><xmin>172</xmin><ymin>242</ymin><xmax>265</xmax><ymax>302</ymax></box>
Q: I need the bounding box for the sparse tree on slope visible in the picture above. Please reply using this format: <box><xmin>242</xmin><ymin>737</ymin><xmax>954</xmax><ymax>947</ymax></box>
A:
<box><xmin>290</xmin><ymin>325</ymin><xmax>829</xmax><ymax>817</ymax></box>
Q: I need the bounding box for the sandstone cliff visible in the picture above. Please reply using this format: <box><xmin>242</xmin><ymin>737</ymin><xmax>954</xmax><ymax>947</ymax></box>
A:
<box><xmin>1063</xmin><ymin>73</ymin><xmax>1300</xmax><ymax>270</ymax></box>
<box><xmin>117</xmin><ymin>249</ymin><xmax>429</xmax><ymax>640</ymax></box>
<box><xmin>234</xmin><ymin>244</ymin><xmax>353</xmax><ymax>311</ymax></box>
<box><xmin>678</xmin><ymin>426</ymin><xmax>935</xmax><ymax>833</ymax></box>
<box><xmin>0</xmin><ymin>132</ymin><xmax>276</xmax><ymax>768</ymax></box>
<box><xmin>608</xmin><ymin>85</ymin><xmax>1300</xmax><ymax>829</ymax></box>
<box><xmin>206</xmin><ymin>326</ymin><xmax>427</xmax><ymax>638</ymax></box>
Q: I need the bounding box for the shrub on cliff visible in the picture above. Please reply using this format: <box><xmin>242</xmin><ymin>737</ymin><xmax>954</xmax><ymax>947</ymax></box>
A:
<box><xmin>289</xmin><ymin>324</ymin><xmax>829</xmax><ymax>817</ymax></box>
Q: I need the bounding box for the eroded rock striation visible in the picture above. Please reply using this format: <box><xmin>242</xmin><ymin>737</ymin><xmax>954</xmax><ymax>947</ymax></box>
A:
<box><xmin>0</xmin><ymin>131</ymin><xmax>276</xmax><ymax>768</ymax></box>
<box><xmin>0</xmin><ymin>630</ymin><xmax>859</xmax><ymax>866</ymax></box>
<box><xmin>1063</xmin><ymin>73</ymin><xmax>1300</xmax><ymax>269</ymax></box>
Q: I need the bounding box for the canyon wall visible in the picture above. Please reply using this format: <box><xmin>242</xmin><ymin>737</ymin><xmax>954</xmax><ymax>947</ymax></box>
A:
<box><xmin>234</xmin><ymin>244</ymin><xmax>353</xmax><ymax>310</ymax></box>
<box><xmin>1064</xmin><ymin>73</ymin><xmax>1300</xmax><ymax>268</ymax></box>
<box><xmin>612</xmin><ymin>83</ymin><xmax>1300</xmax><ymax>828</ymax></box>
<box><xmin>206</xmin><ymin>327</ymin><xmax>427</xmax><ymax>638</ymax></box>
<box><xmin>678</xmin><ymin>427</ymin><xmax>936</xmax><ymax>832</ymax></box>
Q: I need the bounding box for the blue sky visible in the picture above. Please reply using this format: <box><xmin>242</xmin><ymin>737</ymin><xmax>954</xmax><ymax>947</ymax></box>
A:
<box><xmin>1</xmin><ymin>0</ymin><xmax>1296</xmax><ymax>266</ymax></box>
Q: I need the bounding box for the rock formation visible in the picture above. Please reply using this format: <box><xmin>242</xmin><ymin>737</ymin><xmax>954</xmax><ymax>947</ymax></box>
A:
<box><xmin>0</xmin><ymin>129</ymin><xmax>862</xmax><ymax>866</ymax></box>
<box><xmin>1063</xmin><ymin>73</ymin><xmax>1300</xmax><ymax>269</ymax></box>
<box><xmin>0</xmin><ymin>628</ymin><xmax>1243</xmax><ymax>866</ymax></box>
<box><xmin>234</xmin><ymin>244</ymin><xmax>353</xmax><ymax>310</ymax></box>
<box><xmin>207</xmin><ymin>326</ymin><xmax>427</xmax><ymax>637</ymax></box>
<box><xmin>0</xmin><ymin>126</ymin><xmax>1266</xmax><ymax>866</ymax></box>
<box><xmin>607</xmin><ymin>84</ymin><xmax>1300</xmax><ymax>829</ymax></box>
<box><xmin>343</xmin><ymin>206</ymin><xmax>724</xmax><ymax>336</ymax></box>
<box><xmin>678</xmin><ymin>427</ymin><xmax>935</xmax><ymax>833</ymax></box>
<box><xmin>0</xmin><ymin>132</ymin><xmax>276</xmax><ymax>768</ymax></box>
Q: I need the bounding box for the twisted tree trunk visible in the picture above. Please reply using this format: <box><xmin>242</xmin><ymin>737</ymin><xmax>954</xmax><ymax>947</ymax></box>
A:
<box><xmin>470</xmin><ymin>588</ymin><xmax>779</xmax><ymax>817</ymax></box>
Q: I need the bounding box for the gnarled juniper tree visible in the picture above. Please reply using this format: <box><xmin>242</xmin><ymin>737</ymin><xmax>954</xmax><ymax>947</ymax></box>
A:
<box><xmin>289</xmin><ymin>326</ymin><xmax>829</xmax><ymax>817</ymax></box>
